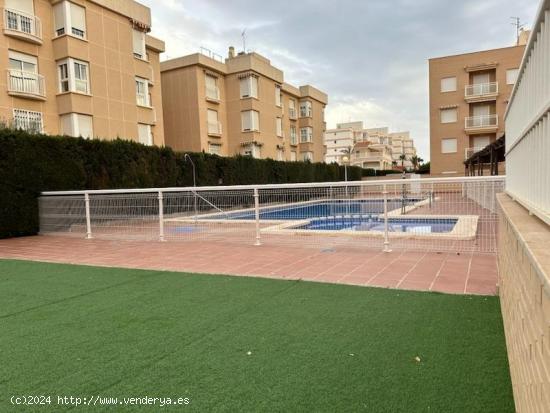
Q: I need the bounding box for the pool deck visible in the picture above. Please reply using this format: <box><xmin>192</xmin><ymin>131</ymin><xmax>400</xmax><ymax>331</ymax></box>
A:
<box><xmin>0</xmin><ymin>235</ymin><xmax>499</xmax><ymax>295</ymax></box>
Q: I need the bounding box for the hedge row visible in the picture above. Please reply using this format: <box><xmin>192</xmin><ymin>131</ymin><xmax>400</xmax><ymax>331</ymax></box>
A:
<box><xmin>0</xmin><ymin>129</ymin><xmax>362</xmax><ymax>238</ymax></box>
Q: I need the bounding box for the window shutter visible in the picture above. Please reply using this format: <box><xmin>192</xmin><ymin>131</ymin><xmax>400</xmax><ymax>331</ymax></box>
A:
<box><xmin>252</xmin><ymin>111</ymin><xmax>259</xmax><ymax>130</ymax></box>
<box><xmin>440</xmin><ymin>77</ymin><xmax>457</xmax><ymax>92</ymax></box>
<box><xmin>60</xmin><ymin>114</ymin><xmax>75</xmax><ymax>136</ymax></box>
<box><xmin>240</xmin><ymin>78</ymin><xmax>249</xmax><ymax>97</ymax></box>
<box><xmin>241</xmin><ymin>111</ymin><xmax>251</xmax><ymax>131</ymax></box>
<box><xmin>77</xmin><ymin>114</ymin><xmax>93</xmax><ymax>139</ymax></box>
<box><xmin>5</xmin><ymin>0</ymin><xmax>33</xmax><ymax>14</ymax></box>
<box><xmin>133</xmin><ymin>29</ymin><xmax>145</xmax><ymax>58</ymax></box>
<box><xmin>70</xmin><ymin>3</ymin><xmax>86</xmax><ymax>33</ymax></box>
<box><xmin>53</xmin><ymin>2</ymin><xmax>65</xmax><ymax>33</ymax></box>
<box><xmin>250</xmin><ymin>77</ymin><xmax>258</xmax><ymax>98</ymax></box>
<box><xmin>207</xmin><ymin>109</ymin><xmax>218</xmax><ymax>123</ymax></box>
<box><xmin>441</xmin><ymin>138</ymin><xmax>457</xmax><ymax>153</ymax></box>
<box><xmin>440</xmin><ymin>108</ymin><xmax>457</xmax><ymax>123</ymax></box>
<box><xmin>205</xmin><ymin>74</ymin><xmax>216</xmax><ymax>89</ymax></box>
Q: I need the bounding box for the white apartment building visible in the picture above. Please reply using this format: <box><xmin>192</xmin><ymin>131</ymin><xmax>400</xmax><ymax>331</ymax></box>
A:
<box><xmin>324</xmin><ymin>122</ymin><xmax>418</xmax><ymax>170</ymax></box>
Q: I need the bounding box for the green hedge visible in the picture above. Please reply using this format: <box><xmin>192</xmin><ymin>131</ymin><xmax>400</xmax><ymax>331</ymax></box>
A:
<box><xmin>0</xmin><ymin>129</ymin><xmax>362</xmax><ymax>239</ymax></box>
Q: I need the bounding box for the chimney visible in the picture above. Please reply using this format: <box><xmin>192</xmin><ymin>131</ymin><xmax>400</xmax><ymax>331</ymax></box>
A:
<box><xmin>228</xmin><ymin>46</ymin><xmax>235</xmax><ymax>59</ymax></box>
<box><xmin>517</xmin><ymin>29</ymin><xmax>530</xmax><ymax>46</ymax></box>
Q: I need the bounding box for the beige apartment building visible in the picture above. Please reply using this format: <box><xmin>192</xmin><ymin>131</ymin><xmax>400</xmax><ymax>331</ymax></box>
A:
<box><xmin>160</xmin><ymin>48</ymin><xmax>328</xmax><ymax>162</ymax></box>
<box><xmin>324</xmin><ymin>121</ymin><xmax>417</xmax><ymax>170</ymax></box>
<box><xmin>0</xmin><ymin>0</ymin><xmax>165</xmax><ymax>145</ymax></box>
<box><xmin>428</xmin><ymin>32</ymin><xmax>529</xmax><ymax>175</ymax></box>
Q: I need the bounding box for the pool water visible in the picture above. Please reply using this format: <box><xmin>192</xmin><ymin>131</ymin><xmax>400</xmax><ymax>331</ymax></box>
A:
<box><xmin>216</xmin><ymin>199</ymin><xmax>423</xmax><ymax>220</ymax></box>
<box><xmin>298</xmin><ymin>217</ymin><xmax>457</xmax><ymax>233</ymax></box>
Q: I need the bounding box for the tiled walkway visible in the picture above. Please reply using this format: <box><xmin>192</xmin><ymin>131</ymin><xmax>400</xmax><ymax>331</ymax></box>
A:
<box><xmin>0</xmin><ymin>236</ymin><xmax>499</xmax><ymax>295</ymax></box>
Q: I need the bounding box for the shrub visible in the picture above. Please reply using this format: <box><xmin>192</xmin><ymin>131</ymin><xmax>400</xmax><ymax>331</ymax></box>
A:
<box><xmin>0</xmin><ymin>129</ymin><xmax>362</xmax><ymax>238</ymax></box>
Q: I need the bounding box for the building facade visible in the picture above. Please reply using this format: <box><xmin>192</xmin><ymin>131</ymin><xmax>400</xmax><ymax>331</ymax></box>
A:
<box><xmin>160</xmin><ymin>48</ymin><xmax>328</xmax><ymax>162</ymax></box>
<box><xmin>1</xmin><ymin>0</ymin><xmax>165</xmax><ymax>145</ymax></box>
<box><xmin>324</xmin><ymin>122</ymin><xmax>417</xmax><ymax>170</ymax></box>
<box><xmin>428</xmin><ymin>35</ymin><xmax>528</xmax><ymax>175</ymax></box>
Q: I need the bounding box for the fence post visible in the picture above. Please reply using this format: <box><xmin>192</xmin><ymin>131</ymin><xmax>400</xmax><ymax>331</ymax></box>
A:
<box><xmin>158</xmin><ymin>190</ymin><xmax>165</xmax><ymax>242</ymax></box>
<box><xmin>84</xmin><ymin>192</ymin><xmax>92</xmax><ymax>239</ymax></box>
<box><xmin>383</xmin><ymin>184</ymin><xmax>391</xmax><ymax>253</ymax></box>
<box><xmin>254</xmin><ymin>187</ymin><xmax>261</xmax><ymax>246</ymax></box>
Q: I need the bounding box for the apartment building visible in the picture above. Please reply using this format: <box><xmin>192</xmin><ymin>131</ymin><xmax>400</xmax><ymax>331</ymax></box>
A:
<box><xmin>324</xmin><ymin>122</ymin><xmax>417</xmax><ymax>170</ymax></box>
<box><xmin>324</xmin><ymin>121</ymin><xmax>365</xmax><ymax>164</ymax></box>
<box><xmin>428</xmin><ymin>32</ymin><xmax>529</xmax><ymax>175</ymax></box>
<box><xmin>0</xmin><ymin>0</ymin><xmax>165</xmax><ymax>145</ymax></box>
<box><xmin>160</xmin><ymin>47</ymin><xmax>328</xmax><ymax>162</ymax></box>
<box><xmin>389</xmin><ymin>131</ymin><xmax>416</xmax><ymax>169</ymax></box>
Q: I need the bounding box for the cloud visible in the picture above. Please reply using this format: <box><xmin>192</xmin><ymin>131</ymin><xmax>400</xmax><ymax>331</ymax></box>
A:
<box><xmin>141</xmin><ymin>0</ymin><xmax>539</xmax><ymax>160</ymax></box>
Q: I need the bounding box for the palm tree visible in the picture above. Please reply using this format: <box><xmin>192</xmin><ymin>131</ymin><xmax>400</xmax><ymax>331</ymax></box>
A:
<box><xmin>399</xmin><ymin>154</ymin><xmax>407</xmax><ymax>170</ymax></box>
<box><xmin>410</xmin><ymin>155</ymin><xmax>420</xmax><ymax>171</ymax></box>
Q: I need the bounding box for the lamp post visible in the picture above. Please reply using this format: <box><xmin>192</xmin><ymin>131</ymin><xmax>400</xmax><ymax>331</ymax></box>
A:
<box><xmin>183</xmin><ymin>154</ymin><xmax>198</xmax><ymax>221</ymax></box>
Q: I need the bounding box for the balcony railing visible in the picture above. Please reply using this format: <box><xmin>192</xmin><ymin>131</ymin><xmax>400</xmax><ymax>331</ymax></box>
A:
<box><xmin>7</xmin><ymin>70</ymin><xmax>45</xmax><ymax>99</ymax></box>
<box><xmin>205</xmin><ymin>85</ymin><xmax>220</xmax><ymax>101</ymax></box>
<box><xmin>465</xmin><ymin>82</ymin><xmax>498</xmax><ymax>99</ymax></box>
<box><xmin>207</xmin><ymin>121</ymin><xmax>222</xmax><ymax>135</ymax></box>
<box><xmin>4</xmin><ymin>8</ymin><xmax>42</xmax><ymax>42</ymax></box>
<box><xmin>465</xmin><ymin>114</ymin><xmax>498</xmax><ymax>129</ymax></box>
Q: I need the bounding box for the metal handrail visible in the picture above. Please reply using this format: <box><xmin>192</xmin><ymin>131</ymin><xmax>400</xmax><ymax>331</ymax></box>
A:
<box><xmin>465</xmin><ymin>82</ymin><xmax>498</xmax><ymax>97</ymax></box>
<box><xmin>41</xmin><ymin>175</ymin><xmax>506</xmax><ymax>196</ymax></box>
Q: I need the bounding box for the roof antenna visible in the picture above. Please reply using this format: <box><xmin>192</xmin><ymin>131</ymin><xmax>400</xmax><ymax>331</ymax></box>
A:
<box><xmin>241</xmin><ymin>28</ymin><xmax>247</xmax><ymax>52</ymax></box>
<box><xmin>510</xmin><ymin>17</ymin><xmax>524</xmax><ymax>45</ymax></box>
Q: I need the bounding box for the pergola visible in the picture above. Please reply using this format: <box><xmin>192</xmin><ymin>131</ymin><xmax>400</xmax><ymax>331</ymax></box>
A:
<box><xmin>464</xmin><ymin>135</ymin><xmax>505</xmax><ymax>176</ymax></box>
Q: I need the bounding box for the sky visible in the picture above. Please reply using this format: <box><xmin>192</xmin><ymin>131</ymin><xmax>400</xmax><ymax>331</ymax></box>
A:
<box><xmin>140</xmin><ymin>0</ymin><xmax>538</xmax><ymax>161</ymax></box>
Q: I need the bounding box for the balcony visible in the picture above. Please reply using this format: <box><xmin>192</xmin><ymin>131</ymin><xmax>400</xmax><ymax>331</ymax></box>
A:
<box><xmin>3</xmin><ymin>8</ymin><xmax>42</xmax><ymax>44</ymax></box>
<box><xmin>7</xmin><ymin>70</ymin><xmax>46</xmax><ymax>100</ymax></box>
<box><xmin>207</xmin><ymin>121</ymin><xmax>222</xmax><ymax>136</ymax></box>
<box><xmin>205</xmin><ymin>85</ymin><xmax>220</xmax><ymax>102</ymax></box>
<box><xmin>464</xmin><ymin>82</ymin><xmax>498</xmax><ymax>103</ymax></box>
<box><xmin>464</xmin><ymin>114</ymin><xmax>498</xmax><ymax>134</ymax></box>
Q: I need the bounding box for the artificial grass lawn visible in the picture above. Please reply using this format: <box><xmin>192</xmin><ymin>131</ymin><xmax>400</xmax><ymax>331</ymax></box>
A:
<box><xmin>0</xmin><ymin>259</ymin><xmax>513</xmax><ymax>412</ymax></box>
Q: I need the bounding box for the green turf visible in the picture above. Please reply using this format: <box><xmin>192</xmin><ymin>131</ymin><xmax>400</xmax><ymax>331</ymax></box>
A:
<box><xmin>0</xmin><ymin>259</ymin><xmax>513</xmax><ymax>412</ymax></box>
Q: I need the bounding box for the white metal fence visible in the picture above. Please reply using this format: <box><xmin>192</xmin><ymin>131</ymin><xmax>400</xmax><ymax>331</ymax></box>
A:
<box><xmin>39</xmin><ymin>176</ymin><xmax>505</xmax><ymax>253</ymax></box>
<box><xmin>505</xmin><ymin>1</ymin><xmax>550</xmax><ymax>225</ymax></box>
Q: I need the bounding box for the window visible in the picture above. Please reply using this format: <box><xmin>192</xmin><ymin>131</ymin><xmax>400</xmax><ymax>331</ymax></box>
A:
<box><xmin>240</xmin><ymin>75</ymin><xmax>258</xmax><ymax>99</ymax></box>
<box><xmin>276</xmin><ymin>117</ymin><xmax>283</xmax><ymax>137</ymax></box>
<box><xmin>135</xmin><ymin>77</ymin><xmax>150</xmax><ymax>107</ymax></box>
<box><xmin>208</xmin><ymin>143</ymin><xmax>221</xmax><ymax>155</ymax></box>
<box><xmin>241</xmin><ymin>143</ymin><xmax>261</xmax><ymax>158</ymax></box>
<box><xmin>290</xmin><ymin>151</ymin><xmax>297</xmax><ymax>161</ymax></box>
<box><xmin>506</xmin><ymin>68</ymin><xmax>519</xmax><ymax>85</ymax></box>
<box><xmin>13</xmin><ymin>109</ymin><xmax>42</xmax><ymax>133</ymax></box>
<box><xmin>137</xmin><ymin>123</ymin><xmax>152</xmax><ymax>145</ymax></box>
<box><xmin>53</xmin><ymin>1</ymin><xmax>86</xmax><ymax>38</ymax></box>
<box><xmin>440</xmin><ymin>77</ymin><xmax>457</xmax><ymax>92</ymax></box>
<box><xmin>207</xmin><ymin>109</ymin><xmax>221</xmax><ymax>134</ymax></box>
<box><xmin>60</xmin><ymin>113</ymin><xmax>93</xmax><ymax>138</ymax></box>
<box><xmin>205</xmin><ymin>74</ymin><xmax>219</xmax><ymax>100</ymax></box>
<box><xmin>57</xmin><ymin>58</ymin><xmax>89</xmax><ymax>94</ymax></box>
<box><xmin>288</xmin><ymin>99</ymin><xmax>296</xmax><ymax>118</ymax></box>
<box><xmin>289</xmin><ymin>125</ymin><xmax>297</xmax><ymax>145</ymax></box>
<box><xmin>5</xmin><ymin>0</ymin><xmax>35</xmax><ymax>33</ymax></box>
<box><xmin>301</xmin><ymin>151</ymin><xmax>313</xmax><ymax>161</ymax></box>
<box><xmin>276</xmin><ymin>148</ymin><xmax>284</xmax><ymax>161</ymax></box>
<box><xmin>441</xmin><ymin>138</ymin><xmax>457</xmax><ymax>154</ymax></box>
<box><xmin>8</xmin><ymin>51</ymin><xmax>39</xmax><ymax>94</ymax></box>
<box><xmin>275</xmin><ymin>84</ymin><xmax>282</xmax><ymax>106</ymax></box>
<box><xmin>300</xmin><ymin>101</ymin><xmax>312</xmax><ymax>117</ymax></box>
<box><xmin>132</xmin><ymin>29</ymin><xmax>146</xmax><ymax>59</ymax></box>
<box><xmin>241</xmin><ymin>110</ymin><xmax>259</xmax><ymax>132</ymax></box>
<box><xmin>440</xmin><ymin>108</ymin><xmax>457</xmax><ymax>123</ymax></box>
<box><xmin>300</xmin><ymin>127</ymin><xmax>313</xmax><ymax>143</ymax></box>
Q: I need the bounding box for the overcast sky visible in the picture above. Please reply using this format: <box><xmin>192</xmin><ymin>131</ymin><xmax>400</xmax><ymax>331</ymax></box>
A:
<box><xmin>141</xmin><ymin>0</ymin><xmax>538</xmax><ymax>160</ymax></box>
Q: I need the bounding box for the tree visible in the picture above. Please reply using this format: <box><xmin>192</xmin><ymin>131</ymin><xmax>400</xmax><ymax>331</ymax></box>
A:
<box><xmin>410</xmin><ymin>155</ymin><xmax>420</xmax><ymax>171</ymax></box>
<box><xmin>399</xmin><ymin>154</ymin><xmax>407</xmax><ymax>170</ymax></box>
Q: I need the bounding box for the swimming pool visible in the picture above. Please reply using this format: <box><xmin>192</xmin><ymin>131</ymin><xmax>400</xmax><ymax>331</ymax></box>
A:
<box><xmin>209</xmin><ymin>199</ymin><xmax>424</xmax><ymax>221</ymax></box>
<box><xmin>296</xmin><ymin>217</ymin><xmax>458</xmax><ymax>233</ymax></box>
